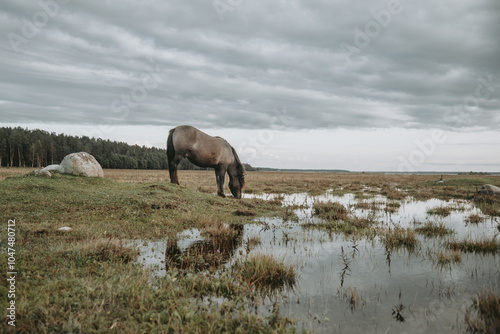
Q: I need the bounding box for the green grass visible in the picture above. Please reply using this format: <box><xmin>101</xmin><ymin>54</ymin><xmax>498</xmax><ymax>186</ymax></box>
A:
<box><xmin>0</xmin><ymin>173</ymin><xmax>293</xmax><ymax>333</ymax></box>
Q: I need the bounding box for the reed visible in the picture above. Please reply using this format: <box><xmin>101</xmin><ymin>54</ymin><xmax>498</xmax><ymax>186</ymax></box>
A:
<box><xmin>465</xmin><ymin>290</ymin><xmax>500</xmax><ymax>334</ymax></box>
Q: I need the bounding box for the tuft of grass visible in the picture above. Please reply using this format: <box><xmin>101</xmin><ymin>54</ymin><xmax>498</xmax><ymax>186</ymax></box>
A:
<box><xmin>232</xmin><ymin>254</ymin><xmax>296</xmax><ymax>295</ymax></box>
<box><xmin>434</xmin><ymin>250</ymin><xmax>462</xmax><ymax>266</ymax></box>
<box><xmin>247</xmin><ymin>235</ymin><xmax>262</xmax><ymax>248</ymax></box>
<box><xmin>313</xmin><ymin>201</ymin><xmax>348</xmax><ymax>221</ymax></box>
<box><xmin>303</xmin><ymin>214</ymin><xmax>379</xmax><ymax>237</ymax></box>
<box><xmin>465</xmin><ymin>290</ymin><xmax>500</xmax><ymax>334</ymax></box>
<box><xmin>446</xmin><ymin>235</ymin><xmax>500</xmax><ymax>254</ymax></box>
<box><xmin>384</xmin><ymin>201</ymin><xmax>401</xmax><ymax>213</ymax></box>
<box><xmin>466</xmin><ymin>213</ymin><xmax>486</xmax><ymax>224</ymax></box>
<box><xmin>415</xmin><ymin>222</ymin><xmax>455</xmax><ymax>237</ymax></box>
<box><xmin>427</xmin><ymin>205</ymin><xmax>452</xmax><ymax>217</ymax></box>
<box><xmin>383</xmin><ymin>227</ymin><xmax>419</xmax><ymax>251</ymax></box>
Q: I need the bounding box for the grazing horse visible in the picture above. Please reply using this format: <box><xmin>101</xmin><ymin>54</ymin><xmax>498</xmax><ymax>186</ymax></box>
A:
<box><xmin>167</xmin><ymin>125</ymin><xmax>245</xmax><ymax>199</ymax></box>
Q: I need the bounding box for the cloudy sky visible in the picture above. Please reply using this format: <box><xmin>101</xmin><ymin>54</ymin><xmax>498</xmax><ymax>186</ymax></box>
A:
<box><xmin>1</xmin><ymin>0</ymin><xmax>499</xmax><ymax>171</ymax></box>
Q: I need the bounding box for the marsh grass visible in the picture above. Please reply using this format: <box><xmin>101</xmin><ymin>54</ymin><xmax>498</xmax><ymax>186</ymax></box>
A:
<box><xmin>0</xmin><ymin>172</ymin><xmax>292</xmax><ymax>333</ymax></box>
<box><xmin>2</xmin><ymin>168</ymin><xmax>499</xmax><ymax>332</ymax></box>
<box><xmin>474</xmin><ymin>194</ymin><xmax>500</xmax><ymax>217</ymax></box>
<box><xmin>427</xmin><ymin>206</ymin><xmax>453</xmax><ymax>217</ymax></box>
<box><xmin>165</xmin><ymin>223</ymin><xmax>244</xmax><ymax>273</ymax></box>
<box><xmin>304</xmin><ymin>213</ymin><xmax>379</xmax><ymax>237</ymax></box>
<box><xmin>446</xmin><ymin>235</ymin><xmax>500</xmax><ymax>254</ymax></box>
<box><xmin>232</xmin><ymin>254</ymin><xmax>296</xmax><ymax>295</ymax></box>
<box><xmin>341</xmin><ymin>287</ymin><xmax>359</xmax><ymax>311</ymax></box>
<box><xmin>415</xmin><ymin>222</ymin><xmax>455</xmax><ymax>237</ymax></box>
<box><xmin>465</xmin><ymin>290</ymin><xmax>500</xmax><ymax>334</ymax></box>
<box><xmin>313</xmin><ymin>201</ymin><xmax>349</xmax><ymax>221</ymax></box>
<box><xmin>383</xmin><ymin>227</ymin><xmax>419</xmax><ymax>251</ymax></box>
<box><xmin>247</xmin><ymin>235</ymin><xmax>262</xmax><ymax>249</ymax></box>
<box><xmin>354</xmin><ymin>200</ymin><xmax>384</xmax><ymax>212</ymax></box>
<box><xmin>4</xmin><ymin>168</ymin><xmax>500</xmax><ymax>202</ymax></box>
<box><xmin>384</xmin><ymin>201</ymin><xmax>401</xmax><ymax>213</ymax></box>
<box><xmin>466</xmin><ymin>213</ymin><xmax>486</xmax><ymax>224</ymax></box>
<box><xmin>434</xmin><ymin>250</ymin><xmax>462</xmax><ymax>266</ymax></box>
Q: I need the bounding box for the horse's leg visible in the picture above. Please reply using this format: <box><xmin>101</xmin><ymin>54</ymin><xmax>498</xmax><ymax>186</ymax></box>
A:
<box><xmin>215</xmin><ymin>165</ymin><xmax>227</xmax><ymax>198</ymax></box>
<box><xmin>168</xmin><ymin>155</ymin><xmax>182</xmax><ymax>185</ymax></box>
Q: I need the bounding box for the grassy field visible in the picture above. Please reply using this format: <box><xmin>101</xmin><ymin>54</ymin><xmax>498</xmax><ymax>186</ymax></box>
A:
<box><xmin>1</xmin><ymin>168</ymin><xmax>499</xmax><ymax>332</ymax></box>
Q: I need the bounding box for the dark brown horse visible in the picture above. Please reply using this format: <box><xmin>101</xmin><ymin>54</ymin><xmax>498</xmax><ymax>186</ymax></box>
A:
<box><xmin>167</xmin><ymin>125</ymin><xmax>245</xmax><ymax>198</ymax></box>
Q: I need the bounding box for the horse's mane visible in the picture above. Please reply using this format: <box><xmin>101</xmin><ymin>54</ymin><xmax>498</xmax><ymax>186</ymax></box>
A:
<box><xmin>230</xmin><ymin>146</ymin><xmax>245</xmax><ymax>189</ymax></box>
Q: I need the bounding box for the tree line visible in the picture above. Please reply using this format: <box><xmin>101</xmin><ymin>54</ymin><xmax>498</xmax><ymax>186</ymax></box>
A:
<box><xmin>0</xmin><ymin>127</ymin><xmax>210</xmax><ymax>170</ymax></box>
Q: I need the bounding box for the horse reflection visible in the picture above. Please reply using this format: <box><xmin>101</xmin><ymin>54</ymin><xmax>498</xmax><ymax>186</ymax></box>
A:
<box><xmin>165</xmin><ymin>224</ymin><xmax>244</xmax><ymax>273</ymax></box>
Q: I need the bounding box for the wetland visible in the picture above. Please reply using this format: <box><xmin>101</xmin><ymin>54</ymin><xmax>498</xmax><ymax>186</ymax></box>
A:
<box><xmin>1</xmin><ymin>169</ymin><xmax>499</xmax><ymax>333</ymax></box>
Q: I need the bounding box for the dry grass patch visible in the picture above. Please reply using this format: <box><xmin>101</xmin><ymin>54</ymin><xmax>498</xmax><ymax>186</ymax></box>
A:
<box><xmin>446</xmin><ymin>235</ymin><xmax>500</xmax><ymax>254</ymax></box>
<box><xmin>313</xmin><ymin>201</ymin><xmax>349</xmax><ymax>221</ymax></box>
<box><xmin>383</xmin><ymin>227</ymin><xmax>419</xmax><ymax>251</ymax></box>
<box><xmin>415</xmin><ymin>222</ymin><xmax>455</xmax><ymax>237</ymax></box>
<box><xmin>434</xmin><ymin>250</ymin><xmax>462</xmax><ymax>266</ymax></box>
<box><xmin>232</xmin><ymin>254</ymin><xmax>296</xmax><ymax>295</ymax></box>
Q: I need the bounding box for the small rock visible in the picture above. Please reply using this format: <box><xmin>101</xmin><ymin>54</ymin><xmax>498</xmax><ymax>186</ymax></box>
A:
<box><xmin>34</xmin><ymin>170</ymin><xmax>52</xmax><ymax>177</ymax></box>
<box><xmin>58</xmin><ymin>227</ymin><xmax>72</xmax><ymax>231</ymax></box>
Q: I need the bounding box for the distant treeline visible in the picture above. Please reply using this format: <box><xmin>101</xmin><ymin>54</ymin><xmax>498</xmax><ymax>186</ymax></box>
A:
<box><xmin>0</xmin><ymin>127</ymin><xmax>214</xmax><ymax>170</ymax></box>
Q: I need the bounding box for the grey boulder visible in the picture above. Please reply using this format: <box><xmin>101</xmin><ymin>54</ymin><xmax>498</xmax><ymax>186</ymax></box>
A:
<box><xmin>478</xmin><ymin>184</ymin><xmax>500</xmax><ymax>195</ymax></box>
<box><xmin>36</xmin><ymin>152</ymin><xmax>104</xmax><ymax>177</ymax></box>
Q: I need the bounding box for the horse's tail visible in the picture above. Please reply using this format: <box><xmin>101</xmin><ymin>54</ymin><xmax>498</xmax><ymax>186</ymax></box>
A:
<box><xmin>231</xmin><ymin>146</ymin><xmax>246</xmax><ymax>189</ymax></box>
<box><xmin>167</xmin><ymin>128</ymin><xmax>176</xmax><ymax>164</ymax></box>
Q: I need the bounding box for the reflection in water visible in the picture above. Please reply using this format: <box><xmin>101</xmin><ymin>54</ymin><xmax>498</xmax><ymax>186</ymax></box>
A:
<box><xmin>134</xmin><ymin>192</ymin><xmax>500</xmax><ymax>334</ymax></box>
<box><xmin>165</xmin><ymin>224</ymin><xmax>244</xmax><ymax>273</ymax></box>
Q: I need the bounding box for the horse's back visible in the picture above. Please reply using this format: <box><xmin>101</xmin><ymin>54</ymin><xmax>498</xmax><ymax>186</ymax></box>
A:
<box><xmin>171</xmin><ymin>125</ymin><xmax>233</xmax><ymax>167</ymax></box>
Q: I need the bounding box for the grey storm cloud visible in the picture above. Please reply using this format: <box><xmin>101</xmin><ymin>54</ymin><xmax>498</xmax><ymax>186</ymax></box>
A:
<box><xmin>1</xmin><ymin>0</ymin><xmax>499</xmax><ymax>131</ymax></box>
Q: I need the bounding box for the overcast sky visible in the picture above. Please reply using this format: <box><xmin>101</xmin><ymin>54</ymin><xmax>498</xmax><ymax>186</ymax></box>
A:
<box><xmin>1</xmin><ymin>0</ymin><xmax>499</xmax><ymax>171</ymax></box>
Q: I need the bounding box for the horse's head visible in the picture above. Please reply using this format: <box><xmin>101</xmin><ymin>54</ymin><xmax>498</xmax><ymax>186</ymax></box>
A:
<box><xmin>229</xmin><ymin>176</ymin><xmax>244</xmax><ymax>199</ymax></box>
<box><xmin>229</xmin><ymin>147</ymin><xmax>245</xmax><ymax>199</ymax></box>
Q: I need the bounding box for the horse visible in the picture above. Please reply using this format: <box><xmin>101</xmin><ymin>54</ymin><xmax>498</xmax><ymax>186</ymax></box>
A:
<box><xmin>167</xmin><ymin>125</ymin><xmax>245</xmax><ymax>199</ymax></box>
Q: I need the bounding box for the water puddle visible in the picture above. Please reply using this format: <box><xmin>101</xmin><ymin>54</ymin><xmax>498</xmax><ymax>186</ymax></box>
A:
<box><xmin>133</xmin><ymin>192</ymin><xmax>500</xmax><ymax>333</ymax></box>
